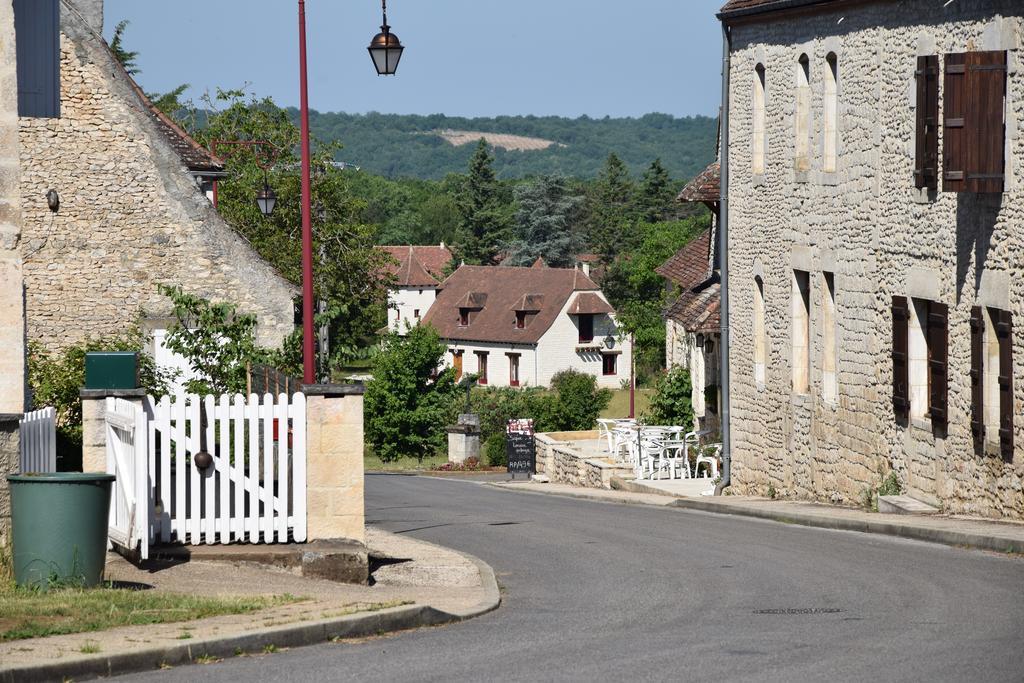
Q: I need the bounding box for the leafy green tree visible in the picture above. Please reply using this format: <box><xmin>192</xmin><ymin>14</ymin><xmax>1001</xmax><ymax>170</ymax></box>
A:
<box><xmin>636</xmin><ymin>158</ymin><xmax>677</xmax><ymax>223</ymax></box>
<box><xmin>643</xmin><ymin>366</ymin><xmax>694</xmax><ymax>428</ymax></box>
<box><xmin>456</xmin><ymin>140</ymin><xmax>510</xmax><ymax>264</ymax></box>
<box><xmin>587</xmin><ymin>153</ymin><xmax>636</xmax><ymax>259</ymax></box>
<box><xmin>180</xmin><ymin>90</ymin><xmax>393</xmax><ymax>371</ymax></box>
<box><xmin>157</xmin><ymin>284</ymin><xmax>265</xmax><ymax>395</ymax></box>
<box><xmin>364</xmin><ymin>325</ymin><xmax>459</xmax><ymax>462</ymax></box>
<box><xmin>109</xmin><ymin>20</ymin><xmax>140</xmax><ymax>75</ymax></box>
<box><xmin>502</xmin><ymin>174</ymin><xmax>584</xmax><ymax>267</ymax></box>
<box><xmin>546</xmin><ymin>370</ymin><xmax>612</xmax><ymax>431</ymax></box>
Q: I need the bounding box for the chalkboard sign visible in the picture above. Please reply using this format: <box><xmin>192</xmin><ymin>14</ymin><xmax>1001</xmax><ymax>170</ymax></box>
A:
<box><xmin>506</xmin><ymin>419</ymin><xmax>536</xmax><ymax>475</ymax></box>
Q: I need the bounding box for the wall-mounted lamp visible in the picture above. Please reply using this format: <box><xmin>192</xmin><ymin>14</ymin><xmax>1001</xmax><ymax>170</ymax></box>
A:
<box><xmin>45</xmin><ymin>189</ymin><xmax>59</xmax><ymax>212</ymax></box>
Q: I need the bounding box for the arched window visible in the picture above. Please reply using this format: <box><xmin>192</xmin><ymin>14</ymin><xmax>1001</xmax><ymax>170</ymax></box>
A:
<box><xmin>795</xmin><ymin>54</ymin><xmax>811</xmax><ymax>171</ymax></box>
<box><xmin>823</xmin><ymin>52</ymin><xmax>838</xmax><ymax>173</ymax></box>
<box><xmin>753</xmin><ymin>64</ymin><xmax>766</xmax><ymax>175</ymax></box>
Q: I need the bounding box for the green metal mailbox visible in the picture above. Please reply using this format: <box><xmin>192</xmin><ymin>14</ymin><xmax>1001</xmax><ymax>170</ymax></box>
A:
<box><xmin>84</xmin><ymin>351</ymin><xmax>140</xmax><ymax>390</ymax></box>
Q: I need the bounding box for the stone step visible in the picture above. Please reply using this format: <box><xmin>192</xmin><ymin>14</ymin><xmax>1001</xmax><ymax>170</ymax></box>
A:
<box><xmin>878</xmin><ymin>495</ymin><xmax>940</xmax><ymax>515</ymax></box>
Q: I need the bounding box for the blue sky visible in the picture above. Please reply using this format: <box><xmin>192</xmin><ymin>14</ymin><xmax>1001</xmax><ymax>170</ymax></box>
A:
<box><xmin>103</xmin><ymin>0</ymin><xmax>724</xmax><ymax>119</ymax></box>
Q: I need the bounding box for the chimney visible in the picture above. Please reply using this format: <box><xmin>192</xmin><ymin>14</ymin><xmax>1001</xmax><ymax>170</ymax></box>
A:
<box><xmin>582</xmin><ymin>262</ymin><xmax>591</xmax><ymax>277</ymax></box>
<box><xmin>70</xmin><ymin>0</ymin><xmax>104</xmax><ymax>33</ymax></box>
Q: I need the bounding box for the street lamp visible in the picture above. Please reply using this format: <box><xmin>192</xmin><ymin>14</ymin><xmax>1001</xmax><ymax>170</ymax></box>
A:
<box><xmin>368</xmin><ymin>0</ymin><xmax>405</xmax><ymax>76</ymax></box>
<box><xmin>255</xmin><ymin>170</ymin><xmax>277</xmax><ymax>217</ymax></box>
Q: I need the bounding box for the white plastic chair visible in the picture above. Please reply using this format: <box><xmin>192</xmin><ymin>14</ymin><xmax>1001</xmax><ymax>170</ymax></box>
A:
<box><xmin>695</xmin><ymin>443</ymin><xmax>721</xmax><ymax>479</ymax></box>
<box><xmin>597</xmin><ymin>419</ymin><xmax>617</xmax><ymax>453</ymax></box>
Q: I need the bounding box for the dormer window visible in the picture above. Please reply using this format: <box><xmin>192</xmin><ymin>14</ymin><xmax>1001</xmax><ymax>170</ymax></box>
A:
<box><xmin>578</xmin><ymin>314</ymin><xmax>595</xmax><ymax>344</ymax></box>
<box><xmin>459</xmin><ymin>308</ymin><xmax>470</xmax><ymax>326</ymax></box>
<box><xmin>515</xmin><ymin>311</ymin><xmax>527</xmax><ymax>329</ymax></box>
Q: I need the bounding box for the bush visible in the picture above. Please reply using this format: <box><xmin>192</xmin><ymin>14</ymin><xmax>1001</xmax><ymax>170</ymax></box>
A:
<box><xmin>364</xmin><ymin>325</ymin><xmax>459</xmax><ymax>462</ymax></box>
<box><xmin>27</xmin><ymin>332</ymin><xmax>177</xmax><ymax>469</ymax></box>
<box><xmin>643</xmin><ymin>366</ymin><xmax>694</xmax><ymax>428</ymax></box>
<box><xmin>471</xmin><ymin>386</ymin><xmax>550</xmax><ymax>441</ymax></box>
<box><xmin>546</xmin><ymin>370</ymin><xmax>612</xmax><ymax>432</ymax></box>
<box><xmin>484</xmin><ymin>433</ymin><xmax>508</xmax><ymax>467</ymax></box>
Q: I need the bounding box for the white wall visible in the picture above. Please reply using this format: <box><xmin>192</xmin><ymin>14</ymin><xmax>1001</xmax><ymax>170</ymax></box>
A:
<box><xmin>535</xmin><ymin>295</ymin><xmax>631</xmax><ymax>389</ymax></box>
<box><xmin>387</xmin><ymin>286</ymin><xmax>438</xmax><ymax>334</ymax></box>
<box><xmin>442</xmin><ymin>342</ymin><xmax>540</xmax><ymax>388</ymax></box>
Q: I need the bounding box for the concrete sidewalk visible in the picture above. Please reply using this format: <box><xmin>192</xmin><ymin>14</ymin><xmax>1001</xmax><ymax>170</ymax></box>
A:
<box><xmin>492</xmin><ymin>481</ymin><xmax>1024</xmax><ymax>554</ymax></box>
<box><xmin>0</xmin><ymin>527</ymin><xmax>500</xmax><ymax>682</ymax></box>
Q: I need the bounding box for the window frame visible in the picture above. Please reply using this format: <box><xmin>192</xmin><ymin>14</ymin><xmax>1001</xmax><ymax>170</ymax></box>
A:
<box><xmin>602</xmin><ymin>353</ymin><xmax>618</xmax><ymax>377</ymax></box>
<box><xmin>475</xmin><ymin>351</ymin><xmax>489</xmax><ymax>385</ymax></box>
<box><xmin>578</xmin><ymin>314</ymin><xmax>595</xmax><ymax>344</ymax></box>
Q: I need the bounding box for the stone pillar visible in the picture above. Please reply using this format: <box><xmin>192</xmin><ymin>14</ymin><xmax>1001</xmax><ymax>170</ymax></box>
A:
<box><xmin>0</xmin><ymin>414</ymin><xmax>20</xmax><ymax>546</ymax></box>
<box><xmin>0</xmin><ymin>1</ymin><xmax>25</xmax><ymax>416</ymax></box>
<box><xmin>447</xmin><ymin>413</ymin><xmax>480</xmax><ymax>465</ymax></box>
<box><xmin>303</xmin><ymin>385</ymin><xmax>365</xmax><ymax>545</ymax></box>
<box><xmin>80</xmin><ymin>389</ymin><xmax>147</xmax><ymax>473</ymax></box>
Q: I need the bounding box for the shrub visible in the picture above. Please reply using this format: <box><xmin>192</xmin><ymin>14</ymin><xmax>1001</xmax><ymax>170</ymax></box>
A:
<box><xmin>364</xmin><ymin>325</ymin><xmax>459</xmax><ymax>462</ymax></box>
<box><xmin>471</xmin><ymin>386</ymin><xmax>550</xmax><ymax>441</ymax></box>
<box><xmin>643</xmin><ymin>366</ymin><xmax>694</xmax><ymax>428</ymax></box>
<box><xmin>484</xmin><ymin>433</ymin><xmax>508</xmax><ymax>467</ymax></box>
<box><xmin>546</xmin><ymin>370</ymin><xmax>612</xmax><ymax>432</ymax></box>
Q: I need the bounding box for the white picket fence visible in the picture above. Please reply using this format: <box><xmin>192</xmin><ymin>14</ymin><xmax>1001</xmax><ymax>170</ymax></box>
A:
<box><xmin>146</xmin><ymin>392</ymin><xmax>307</xmax><ymax>548</ymax></box>
<box><xmin>106</xmin><ymin>398</ymin><xmax>149</xmax><ymax>560</ymax></box>
<box><xmin>19</xmin><ymin>406</ymin><xmax>57</xmax><ymax>474</ymax></box>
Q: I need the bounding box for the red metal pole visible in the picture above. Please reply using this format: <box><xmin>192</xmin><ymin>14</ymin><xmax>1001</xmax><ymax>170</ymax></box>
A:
<box><xmin>629</xmin><ymin>334</ymin><xmax>635</xmax><ymax>419</ymax></box>
<box><xmin>212</xmin><ymin>179</ymin><xmax>218</xmax><ymax>209</ymax></box>
<box><xmin>298</xmin><ymin>0</ymin><xmax>315</xmax><ymax>385</ymax></box>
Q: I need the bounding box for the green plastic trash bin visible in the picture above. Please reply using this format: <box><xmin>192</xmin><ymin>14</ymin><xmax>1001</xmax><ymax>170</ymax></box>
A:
<box><xmin>7</xmin><ymin>473</ymin><xmax>116</xmax><ymax>589</ymax></box>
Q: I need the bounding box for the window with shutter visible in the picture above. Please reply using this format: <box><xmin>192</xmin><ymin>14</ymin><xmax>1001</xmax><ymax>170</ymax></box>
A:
<box><xmin>892</xmin><ymin>296</ymin><xmax>910</xmax><ymax>419</ymax></box>
<box><xmin>997</xmin><ymin>310</ymin><xmax>1013</xmax><ymax>460</ymax></box>
<box><xmin>943</xmin><ymin>51</ymin><xmax>1006</xmax><ymax>193</ymax></box>
<box><xmin>927</xmin><ymin>301</ymin><xmax>948</xmax><ymax>429</ymax></box>
<box><xmin>970</xmin><ymin>306</ymin><xmax>985</xmax><ymax>450</ymax></box>
<box><xmin>914</xmin><ymin>55</ymin><xmax>939</xmax><ymax>189</ymax></box>
<box><xmin>14</xmin><ymin>0</ymin><xmax>61</xmax><ymax>118</ymax></box>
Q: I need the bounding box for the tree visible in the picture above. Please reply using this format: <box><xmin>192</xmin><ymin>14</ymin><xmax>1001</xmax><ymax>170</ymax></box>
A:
<box><xmin>643</xmin><ymin>367</ymin><xmax>694</xmax><ymax>428</ymax></box>
<box><xmin>109</xmin><ymin>20</ymin><xmax>140</xmax><ymax>75</ymax></box>
<box><xmin>636</xmin><ymin>158</ymin><xmax>676</xmax><ymax>223</ymax></box>
<box><xmin>502</xmin><ymin>174</ymin><xmax>584</xmax><ymax>267</ymax></box>
<box><xmin>546</xmin><ymin>370</ymin><xmax>612</xmax><ymax>432</ymax></box>
<box><xmin>364</xmin><ymin>325</ymin><xmax>459</xmax><ymax>462</ymax></box>
<box><xmin>587</xmin><ymin>153</ymin><xmax>636</xmax><ymax>259</ymax></box>
<box><xmin>179</xmin><ymin>90</ymin><xmax>393</xmax><ymax>373</ymax></box>
<box><xmin>455</xmin><ymin>140</ymin><xmax>510</xmax><ymax>264</ymax></box>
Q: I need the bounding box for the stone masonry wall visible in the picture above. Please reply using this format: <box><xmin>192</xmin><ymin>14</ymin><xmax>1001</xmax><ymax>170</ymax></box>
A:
<box><xmin>726</xmin><ymin>1</ymin><xmax>1024</xmax><ymax>518</ymax></box>
<box><xmin>18</xmin><ymin>13</ymin><xmax>296</xmax><ymax>353</ymax></box>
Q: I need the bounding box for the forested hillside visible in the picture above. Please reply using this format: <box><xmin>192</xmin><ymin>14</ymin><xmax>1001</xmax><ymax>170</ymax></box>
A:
<box><xmin>295</xmin><ymin>110</ymin><xmax>718</xmax><ymax>181</ymax></box>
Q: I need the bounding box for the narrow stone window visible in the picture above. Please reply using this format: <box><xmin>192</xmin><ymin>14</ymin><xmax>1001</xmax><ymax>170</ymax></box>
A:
<box><xmin>795</xmin><ymin>54</ymin><xmax>811</xmax><ymax>172</ymax></box>
<box><xmin>753</xmin><ymin>64</ymin><xmax>767</xmax><ymax>175</ymax></box>
<box><xmin>822</xmin><ymin>272</ymin><xmax>837</xmax><ymax>402</ymax></box>
<box><xmin>754</xmin><ymin>275</ymin><xmax>766</xmax><ymax>385</ymax></box>
<box><xmin>823</xmin><ymin>53</ymin><xmax>838</xmax><ymax>173</ymax></box>
<box><xmin>792</xmin><ymin>270</ymin><xmax>810</xmax><ymax>394</ymax></box>
<box><xmin>908</xmin><ymin>299</ymin><xmax>930</xmax><ymax>419</ymax></box>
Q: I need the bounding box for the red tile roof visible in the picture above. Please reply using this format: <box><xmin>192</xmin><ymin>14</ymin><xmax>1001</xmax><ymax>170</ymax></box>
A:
<box><xmin>677</xmin><ymin>162</ymin><xmax>720</xmax><ymax>204</ymax></box>
<box><xmin>423</xmin><ymin>265</ymin><xmax>603</xmax><ymax>344</ymax></box>
<box><xmin>567</xmin><ymin>292</ymin><xmax>615</xmax><ymax>316</ymax></box>
<box><xmin>380</xmin><ymin>245</ymin><xmax>453</xmax><ymax>286</ymax></box>
<box><xmin>656</xmin><ymin>229</ymin><xmax>713</xmax><ymax>289</ymax></box>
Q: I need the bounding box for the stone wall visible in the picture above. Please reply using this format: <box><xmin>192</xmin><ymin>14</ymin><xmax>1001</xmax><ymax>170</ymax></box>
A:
<box><xmin>17</xmin><ymin>11</ymin><xmax>296</xmax><ymax>354</ymax></box>
<box><xmin>726</xmin><ymin>3</ymin><xmax>1024</xmax><ymax>517</ymax></box>
<box><xmin>535</xmin><ymin>431</ymin><xmax>634</xmax><ymax>489</ymax></box>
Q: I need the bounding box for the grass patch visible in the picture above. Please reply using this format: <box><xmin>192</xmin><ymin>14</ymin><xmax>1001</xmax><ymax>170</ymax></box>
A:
<box><xmin>0</xmin><ymin>584</ymin><xmax>300</xmax><ymax>642</ymax></box>
<box><xmin>600</xmin><ymin>388</ymin><xmax>654</xmax><ymax>420</ymax></box>
<box><xmin>365</xmin><ymin>451</ymin><xmax>448</xmax><ymax>472</ymax></box>
<box><xmin>79</xmin><ymin>640</ymin><xmax>101</xmax><ymax>654</ymax></box>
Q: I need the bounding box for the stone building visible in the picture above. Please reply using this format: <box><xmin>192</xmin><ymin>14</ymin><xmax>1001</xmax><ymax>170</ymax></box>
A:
<box><xmin>660</xmin><ymin>163</ymin><xmax>723</xmax><ymax>435</ymax></box>
<box><xmin>423</xmin><ymin>264</ymin><xmax>632</xmax><ymax>389</ymax></box>
<box><xmin>719</xmin><ymin>0</ymin><xmax>1023</xmax><ymax>518</ymax></box>
<box><xmin>17</xmin><ymin>0</ymin><xmax>296</xmax><ymax>358</ymax></box>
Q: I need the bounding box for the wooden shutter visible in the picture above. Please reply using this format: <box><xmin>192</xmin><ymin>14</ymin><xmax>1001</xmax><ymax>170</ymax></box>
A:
<box><xmin>967</xmin><ymin>51</ymin><xmax>1007</xmax><ymax>194</ymax></box>
<box><xmin>915</xmin><ymin>55</ymin><xmax>939</xmax><ymax>189</ymax></box>
<box><xmin>943</xmin><ymin>53</ymin><xmax>967</xmax><ymax>192</ymax></box>
<box><xmin>892</xmin><ymin>296</ymin><xmax>910</xmax><ymax>419</ymax></box>
<box><xmin>943</xmin><ymin>51</ymin><xmax>1007</xmax><ymax>193</ymax></box>
<box><xmin>14</xmin><ymin>0</ymin><xmax>61</xmax><ymax>118</ymax></box>
<box><xmin>970</xmin><ymin>306</ymin><xmax>985</xmax><ymax>449</ymax></box>
<box><xmin>997</xmin><ymin>310</ymin><xmax>1013</xmax><ymax>460</ymax></box>
<box><xmin>927</xmin><ymin>301</ymin><xmax>949</xmax><ymax>429</ymax></box>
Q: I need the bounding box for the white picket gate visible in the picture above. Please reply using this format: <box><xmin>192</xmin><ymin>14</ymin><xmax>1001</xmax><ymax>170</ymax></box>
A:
<box><xmin>145</xmin><ymin>392</ymin><xmax>307</xmax><ymax>547</ymax></box>
<box><xmin>19</xmin><ymin>406</ymin><xmax>57</xmax><ymax>474</ymax></box>
<box><xmin>105</xmin><ymin>398</ymin><xmax>150</xmax><ymax>560</ymax></box>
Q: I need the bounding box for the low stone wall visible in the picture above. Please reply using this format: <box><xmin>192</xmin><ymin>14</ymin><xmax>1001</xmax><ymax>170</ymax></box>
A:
<box><xmin>0</xmin><ymin>416</ymin><xmax>18</xmax><ymax>546</ymax></box>
<box><xmin>535</xmin><ymin>431</ymin><xmax>633</xmax><ymax>490</ymax></box>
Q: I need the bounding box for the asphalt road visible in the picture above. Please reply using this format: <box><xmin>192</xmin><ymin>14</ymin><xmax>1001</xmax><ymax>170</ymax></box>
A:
<box><xmin>123</xmin><ymin>474</ymin><xmax>1024</xmax><ymax>682</ymax></box>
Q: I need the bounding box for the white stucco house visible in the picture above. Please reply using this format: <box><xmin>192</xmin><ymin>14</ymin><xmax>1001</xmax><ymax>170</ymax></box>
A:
<box><xmin>380</xmin><ymin>244</ymin><xmax>453</xmax><ymax>335</ymax></box>
<box><xmin>422</xmin><ymin>263</ymin><xmax>631</xmax><ymax>389</ymax></box>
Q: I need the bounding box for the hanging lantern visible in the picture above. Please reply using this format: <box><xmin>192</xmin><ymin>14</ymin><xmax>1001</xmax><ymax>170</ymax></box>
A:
<box><xmin>368</xmin><ymin>0</ymin><xmax>404</xmax><ymax>75</ymax></box>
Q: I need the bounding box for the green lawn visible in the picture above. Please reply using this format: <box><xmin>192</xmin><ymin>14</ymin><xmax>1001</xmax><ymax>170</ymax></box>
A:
<box><xmin>0</xmin><ymin>584</ymin><xmax>298</xmax><ymax>642</ymax></box>
<box><xmin>601</xmin><ymin>388</ymin><xmax>653</xmax><ymax>419</ymax></box>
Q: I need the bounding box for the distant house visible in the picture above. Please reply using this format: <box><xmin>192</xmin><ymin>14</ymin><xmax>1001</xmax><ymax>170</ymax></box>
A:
<box><xmin>423</xmin><ymin>264</ymin><xmax>631</xmax><ymax>388</ymax></box>
<box><xmin>16</xmin><ymin>0</ymin><xmax>296</xmax><ymax>382</ymax></box>
<box><xmin>658</xmin><ymin>162</ymin><xmax>721</xmax><ymax>434</ymax></box>
<box><xmin>379</xmin><ymin>244</ymin><xmax>453</xmax><ymax>334</ymax></box>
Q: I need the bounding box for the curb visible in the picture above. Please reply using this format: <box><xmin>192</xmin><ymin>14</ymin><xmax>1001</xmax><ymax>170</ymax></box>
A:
<box><xmin>0</xmin><ymin>551</ymin><xmax>501</xmax><ymax>683</ymax></box>
<box><xmin>490</xmin><ymin>481</ymin><xmax>1024</xmax><ymax>555</ymax></box>
<box><xmin>486</xmin><ymin>481</ymin><xmax>675</xmax><ymax>506</ymax></box>
<box><xmin>666</xmin><ymin>497</ymin><xmax>1024</xmax><ymax>554</ymax></box>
